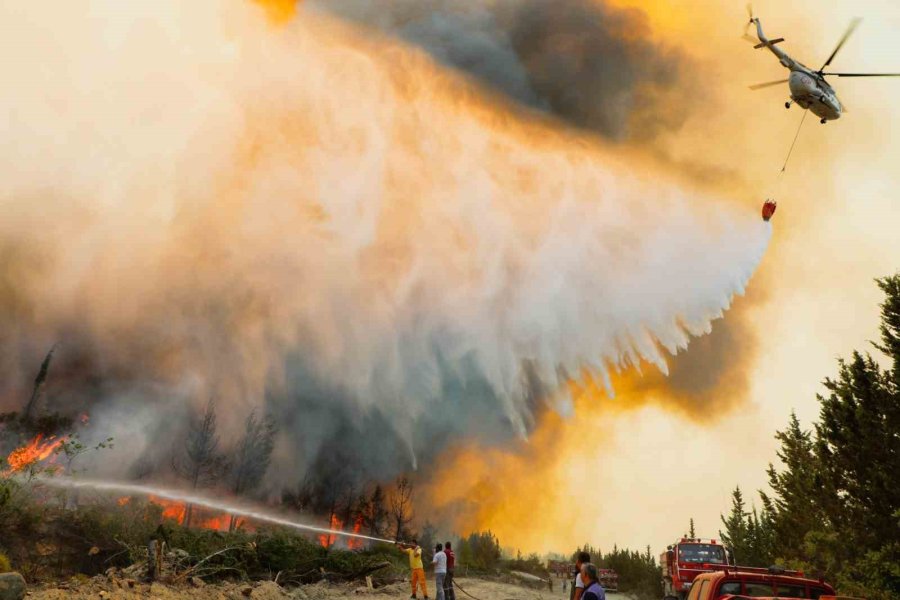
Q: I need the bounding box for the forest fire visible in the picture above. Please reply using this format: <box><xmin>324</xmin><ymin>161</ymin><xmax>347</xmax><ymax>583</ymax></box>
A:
<box><xmin>318</xmin><ymin>514</ymin><xmax>366</xmax><ymax>549</ymax></box>
<box><xmin>3</xmin><ymin>434</ymin><xmax>65</xmax><ymax>473</ymax></box>
<box><xmin>128</xmin><ymin>496</ymin><xmax>245</xmax><ymax>531</ymax></box>
<box><xmin>318</xmin><ymin>514</ymin><xmax>342</xmax><ymax>548</ymax></box>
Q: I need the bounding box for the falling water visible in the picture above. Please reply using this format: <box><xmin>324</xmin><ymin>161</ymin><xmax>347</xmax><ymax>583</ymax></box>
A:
<box><xmin>31</xmin><ymin>476</ymin><xmax>399</xmax><ymax>545</ymax></box>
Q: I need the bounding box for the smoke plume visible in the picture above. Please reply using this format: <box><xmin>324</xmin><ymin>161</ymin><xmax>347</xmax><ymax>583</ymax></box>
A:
<box><xmin>312</xmin><ymin>0</ymin><xmax>694</xmax><ymax>141</ymax></box>
<box><xmin>0</xmin><ymin>0</ymin><xmax>768</xmax><ymax>494</ymax></box>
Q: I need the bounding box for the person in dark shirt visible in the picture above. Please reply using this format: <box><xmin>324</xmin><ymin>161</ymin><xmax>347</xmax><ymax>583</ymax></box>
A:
<box><xmin>443</xmin><ymin>541</ymin><xmax>456</xmax><ymax>600</ymax></box>
<box><xmin>580</xmin><ymin>563</ymin><xmax>606</xmax><ymax>600</ymax></box>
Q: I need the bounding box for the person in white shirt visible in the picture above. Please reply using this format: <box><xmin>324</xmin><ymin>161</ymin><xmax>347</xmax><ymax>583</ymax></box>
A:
<box><xmin>571</xmin><ymin>551</ymin><xmax>591</xmax><ymax>600</ymax></box>
<box><xmin>432</xmin><ymin>543</ymin><xmax>448</xmax><ymax>600</ymax></box>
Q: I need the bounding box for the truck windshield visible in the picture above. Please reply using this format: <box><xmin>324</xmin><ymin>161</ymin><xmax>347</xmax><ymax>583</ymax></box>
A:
<box><xmin>678</xmin><ymin>544</ymin><xmax>726</xmax><ymax>564</ymax></box>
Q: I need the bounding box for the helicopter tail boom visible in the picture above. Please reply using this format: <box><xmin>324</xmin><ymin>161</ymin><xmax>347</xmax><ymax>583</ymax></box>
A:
<box><xmin>749</xmin><ymin>17</ymin><xmax>793</xmax><ymax>68</ymax></box>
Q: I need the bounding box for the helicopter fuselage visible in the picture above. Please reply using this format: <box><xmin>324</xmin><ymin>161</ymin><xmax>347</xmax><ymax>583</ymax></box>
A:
<box><xmin>752</xmin><ymin>18</ymin><xmax>843</xmax><ymax>121</ymax></box>
<box><xmin>788</xmin><ymin>68</ymin><xmax>842</xmax><ymax>120</ymax></box>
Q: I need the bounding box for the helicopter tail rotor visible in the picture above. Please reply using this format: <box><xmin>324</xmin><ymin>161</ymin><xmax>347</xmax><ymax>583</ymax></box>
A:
<box><xmin>742</xmin><ymin>4</ymin><xmax>756</xmax><ymax>40</ymax></box>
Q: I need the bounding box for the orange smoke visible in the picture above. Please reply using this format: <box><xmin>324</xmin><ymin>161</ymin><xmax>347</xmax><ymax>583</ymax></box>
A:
<box><xmin>3</xmin><ymin>434</ymin><xmax>65</xmax><ymax>473</ymax></box>
<box><xmin>252</xmin><ymin>0</ymin><xmax>298</xmax><ymax>25</ymax></box>
<box><xmin>425</xmin><ymin>370</ymin><xmax>694</xmax><ymax>553</ymax></box>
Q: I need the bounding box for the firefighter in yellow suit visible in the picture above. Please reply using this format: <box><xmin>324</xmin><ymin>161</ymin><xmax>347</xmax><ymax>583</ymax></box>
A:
<box><xmin>399</xmin><ymin>540</ymin><xmax>429</xmax><ymax>599</ymax></box>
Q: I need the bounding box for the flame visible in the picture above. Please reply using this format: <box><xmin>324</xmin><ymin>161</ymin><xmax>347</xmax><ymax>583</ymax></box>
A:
<box><xmin>347</xmin><ymin>515</ymin><xmax>365</xmax><ymax>550</ymax></box>
<box><xmin>318</xmin><ymin>513</ymin><xmax>343</xmax><ymax>548</ymax></box>
<box><xmin>78</xmin><ymin>412</ymin><xmax>90</xmax><ymax>425</ymax></box>
<box><xmin>3</xmin><ymin>434</ymin><xmax>65</xmax><ymax>473</ymax></box>
<box><xmin>149</xmin><ymin>495</ymin><xmax>187</xmax><ymax>523</ymax></box>
<box><xmin>141</xmin><ymin>496</ymin><xmax>246</xmax><ymax>531</ymax></box>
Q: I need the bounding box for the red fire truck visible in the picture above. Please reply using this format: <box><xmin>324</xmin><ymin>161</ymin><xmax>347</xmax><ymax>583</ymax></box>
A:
<box><xmin>661</xmin><ymin>538</ymin><xmax>730</xmax><ymax>600</ymax></box>
<box><xmin>598</xmin><ymin>569</ymin><xmax>619</xmax><ymax>592</ymax></box>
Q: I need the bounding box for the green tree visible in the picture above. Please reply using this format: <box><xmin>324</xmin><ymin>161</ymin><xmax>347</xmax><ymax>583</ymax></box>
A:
<box><xmin>720</xmin><ymin>487</ymin><xmax>749</xmax><ymax>564</ymax></box>
<box><xmin>759</xmin><ymin>412</ymin><xmax>822</xmax><ymax>562</ymax></box>
<box><xmin>734</xmin><ymin>274</ymin><xmax>900</xmax><ymax>599</ymax></box>
<box><xmin>688</xmin><ymin>518</ymin><xmax>696</xmax><ymax>539</ymax></box>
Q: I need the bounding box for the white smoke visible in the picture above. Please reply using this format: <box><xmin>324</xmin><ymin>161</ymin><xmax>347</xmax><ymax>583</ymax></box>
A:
<box><xmin>0</xmin><ymin>0</ymin><xmax>769</xmax><ymax>482</ymax></box>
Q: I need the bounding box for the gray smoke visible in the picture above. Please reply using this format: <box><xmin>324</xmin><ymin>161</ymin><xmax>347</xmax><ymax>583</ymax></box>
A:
<box><xmin>311</xmin><ymin>0</ymin><xmax>694</xmax><ymax>140</ymax></box>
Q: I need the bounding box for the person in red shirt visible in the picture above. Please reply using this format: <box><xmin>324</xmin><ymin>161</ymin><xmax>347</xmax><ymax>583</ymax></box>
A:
<box><xmin>443</xmin><ymin>541</ymin><xmax>456</xmax><ymax>600</ymax></box>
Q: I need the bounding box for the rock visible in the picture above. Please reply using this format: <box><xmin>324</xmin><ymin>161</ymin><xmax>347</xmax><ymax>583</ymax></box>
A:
<box><xmin>241</xmin><ymin>587</ymin><xmax>253</xmax><ymax>597</ymax></box>
<box><xmin>0</xmin><ymin>573</ymin><xmax>26</xmax><ymax>600</ymax></box>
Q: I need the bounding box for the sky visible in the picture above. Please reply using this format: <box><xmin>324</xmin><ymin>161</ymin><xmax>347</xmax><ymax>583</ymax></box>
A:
<box><xmin>1</xmin><ymin>0</ymin><xmax>898</xmax><ymax>560</ymax></box>
<box><xmin>413</xmin><ymin>0</ymin><xmax>900</xmax><ymax>555</ymax></box>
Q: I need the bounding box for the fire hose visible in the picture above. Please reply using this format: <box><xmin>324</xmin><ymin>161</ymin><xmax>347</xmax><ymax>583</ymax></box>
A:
<box><xmin>452</xmin><ymin>579</ymin><xmax>486</xmax><ymax>600</ymax></box>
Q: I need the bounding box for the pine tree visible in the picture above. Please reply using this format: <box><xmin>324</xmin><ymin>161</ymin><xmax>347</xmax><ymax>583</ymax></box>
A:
<box><xmin>173</xmin><ymin>399</ymin><xmax>226</xmax><ymax>528</ymax></box>
<box><xmin>364</xmin><ymin>484</ymin><xmax>388</xmax><ymax>538</ymax></box>
<box><xmin>228</xmin><ymin>410</ymin><xmax>277</xmax><ymax>531</ymax></box>
<box><xmin>720</xmin><ymin>487</ymin><xmax>749</xmax><ymax>564</ymax></box>
<box><xmin>689</xmin><ymin>518</ymin><xmax>696</xmax><ymax>539</ymax></box>
<box><xmin>739</xmin><ymin>274</ymin><xmax>900</xmax><ymax>599</ymax></box>
<box><xmin>759</xmin><ymin>412</ymin><xmax>822</xmax><ymax>561</ymax></box>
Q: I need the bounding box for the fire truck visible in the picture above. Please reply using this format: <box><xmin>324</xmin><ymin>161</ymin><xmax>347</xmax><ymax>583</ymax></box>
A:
<box><xmin>661</xmin><ymin>538</ymin><xmax>730</xmax><ymax>600</ymax></box>
<box><xmin>686</xmin><ymin>566</ymin><xmax>835</xmax><ymax>600</ymax></box>
<box><xmin>598</xmin><ymin>569</ymin><xmax>619</xmax><ymax>592</ymax></box>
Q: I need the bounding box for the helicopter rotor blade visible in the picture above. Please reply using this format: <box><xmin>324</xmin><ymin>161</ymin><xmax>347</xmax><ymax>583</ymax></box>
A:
<box><xmin>749</xmin><ymin>78</ymin><xmax>789</xmax><ymax>90</ymax></box>
<box><xmin>819</xmin><ymin>18</ymin><xmax>861</xmax><ymax>72</ymax></box>
<box><xmin>821</xmin><ymin>72</ymin><xmax>900</xmax><ymax>77</ymax></box>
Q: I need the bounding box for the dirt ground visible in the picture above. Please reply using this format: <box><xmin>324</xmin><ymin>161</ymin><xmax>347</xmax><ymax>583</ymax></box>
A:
<box><xmin>26</xmin><ymin>575</ymin><xmax>635</xmax><ymax>600</ymax></box>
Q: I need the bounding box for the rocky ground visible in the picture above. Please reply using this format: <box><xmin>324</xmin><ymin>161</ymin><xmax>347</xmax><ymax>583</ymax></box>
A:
<box><xmin>22</xmin><ymin>575</ymin><xmax>634</xmax><ymax>600</ymax></box>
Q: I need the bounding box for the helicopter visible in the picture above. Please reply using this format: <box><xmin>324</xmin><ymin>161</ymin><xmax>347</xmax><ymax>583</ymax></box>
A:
<box><xmin>744</xmin><ymin>6</ymin><xmax>900</xmax><ymax>124</ymax></box>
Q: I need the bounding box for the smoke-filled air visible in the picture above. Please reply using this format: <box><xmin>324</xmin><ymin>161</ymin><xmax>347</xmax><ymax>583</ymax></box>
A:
<box><xmin>1</xmin><ymin>0</ymin><xmax>768</xmax><ymax>530</ymax></box>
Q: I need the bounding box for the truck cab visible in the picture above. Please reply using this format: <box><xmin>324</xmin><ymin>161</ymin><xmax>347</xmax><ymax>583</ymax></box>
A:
<box><xmin>661</xmin><ymin>538</ymin><xmax>730</xmax><ymax>600</ymax></box>
<box><xmin>686</xmin><ymin>568</ymin><xmax>836</xmax><ymax>600</ymax></box>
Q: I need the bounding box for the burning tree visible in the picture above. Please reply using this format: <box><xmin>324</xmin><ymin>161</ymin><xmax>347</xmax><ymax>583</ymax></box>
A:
<box><xmin>173</xmin><ymin>399</ymin><xmax>226</xmax><ymax>528</ymax></box>
<box><xmin>22</xmin><ymin>345</ymin><xmax>57</xmax><ymax>422</ymax></box>
<box><xmin>227</xmin><ymin>410</ymin><xmax>276</xmax><ymax>531</ymax></box>
<box><xmin>389</xmin><ymin>476</ymin><xmax>413</xmax><ymax>541</ymax></box>
<box><xmin>363</xmin><ymin>484</ymin><xmax>388</xmax><ymax>538</ymax></box>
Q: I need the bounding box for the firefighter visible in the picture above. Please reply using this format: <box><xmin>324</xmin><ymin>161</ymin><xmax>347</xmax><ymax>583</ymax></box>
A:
<box><xmin>398</xmin><ymin>539</ymin><xmax>428</xmax><ymax>600</ymax></box>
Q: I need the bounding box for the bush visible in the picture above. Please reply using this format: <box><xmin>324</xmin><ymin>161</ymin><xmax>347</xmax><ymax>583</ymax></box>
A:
<box><xmin>0</xmin><ymin>552</ymin><xmax>11</xmax><ymax>573</ymax></box>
